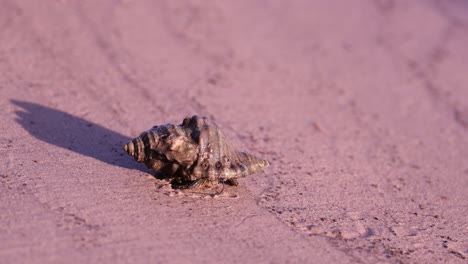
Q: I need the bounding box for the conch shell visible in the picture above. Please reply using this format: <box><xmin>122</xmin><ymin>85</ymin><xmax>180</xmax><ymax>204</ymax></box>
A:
<box><xmin>123</xmin><ymin>115</ymin><xmax>269</xmax><ymax>188</ymax></box>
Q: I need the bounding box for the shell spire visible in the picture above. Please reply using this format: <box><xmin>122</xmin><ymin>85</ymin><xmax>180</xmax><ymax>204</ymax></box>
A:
<box><xmin>123</xmin><ymin>115</ymin><xmax>270</xmax><ymax>188</ymax></box>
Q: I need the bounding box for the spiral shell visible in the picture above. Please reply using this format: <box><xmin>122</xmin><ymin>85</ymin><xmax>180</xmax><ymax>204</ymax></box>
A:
<box><xmin>123</xmin><ymin>115</ymin><xmax>269</xmax><ymax>187</ymax></box>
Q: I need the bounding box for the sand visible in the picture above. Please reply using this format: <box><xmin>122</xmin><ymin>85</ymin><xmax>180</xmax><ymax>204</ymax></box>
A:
<box><xmin>1</xmin><ymin>1</ymin><xmax>467</xmax><ymax>263</ymax></box>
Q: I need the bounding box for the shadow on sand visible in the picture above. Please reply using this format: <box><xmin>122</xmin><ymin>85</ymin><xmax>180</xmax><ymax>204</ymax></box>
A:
<box><xmin>12</xmin><ymin>100</ymin><xmax>149</xmax><ymax>174</ymax></box>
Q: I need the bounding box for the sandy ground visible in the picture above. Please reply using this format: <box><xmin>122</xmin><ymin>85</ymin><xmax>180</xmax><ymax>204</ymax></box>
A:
<box><xmin>1</xmin><ymin>1</ymin><xmax>467</xmax><ymax>263</ymax></box>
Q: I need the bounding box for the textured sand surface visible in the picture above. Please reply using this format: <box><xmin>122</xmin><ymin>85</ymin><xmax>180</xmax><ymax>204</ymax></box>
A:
<box><xmin>1</xmin><ymin>1</ymin><xmax>468</xmax><ymax>263</ymax></box>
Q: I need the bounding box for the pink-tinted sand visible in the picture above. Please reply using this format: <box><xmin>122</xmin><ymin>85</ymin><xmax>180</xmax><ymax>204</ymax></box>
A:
<box><xmin>1</xmin><ymin>1</ymin><xmax>467</xmax><ymax>263</ymax></box>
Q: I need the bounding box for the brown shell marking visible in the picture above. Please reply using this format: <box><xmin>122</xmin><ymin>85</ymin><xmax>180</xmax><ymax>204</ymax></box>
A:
<box><xmin>123</xmin><ymin>115</ymin><xmax>269</xmax><ymax>187</ymax></box>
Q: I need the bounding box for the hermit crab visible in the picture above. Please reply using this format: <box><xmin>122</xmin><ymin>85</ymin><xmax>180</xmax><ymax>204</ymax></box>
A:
<box><xmin>123</xmin><ymin>115</ymin><xmax>269</xmax><ymax>188</ymax></box>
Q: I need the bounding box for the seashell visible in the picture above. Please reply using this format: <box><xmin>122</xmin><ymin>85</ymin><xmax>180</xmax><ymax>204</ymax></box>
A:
<box><xmin>123</xmin><ymin>115</ymin><xmax>269</xmax><ymax>188</ymax></box>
